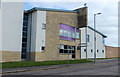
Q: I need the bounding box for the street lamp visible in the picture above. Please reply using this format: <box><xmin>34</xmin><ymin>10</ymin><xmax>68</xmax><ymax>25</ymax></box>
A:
<box><xmin>94</xmin><ymin>12</ymin><xmax>101</xmax><ymax>63</ymax></box>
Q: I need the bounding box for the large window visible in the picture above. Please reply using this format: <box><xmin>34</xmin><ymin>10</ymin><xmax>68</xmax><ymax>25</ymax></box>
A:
<box><xmin>21</xmin><ymin>14</ymin><xmax>28</xmax><ymax>59</ymax></box>
<box><xmin>59</xmin><ymin>45</ymin><xmax>75</xmax><ymax>54</ymax></box>
<box><xmin>60</xmin><ymin>24</ymin><xmax>79</xmax><ymax>41</ymax></box>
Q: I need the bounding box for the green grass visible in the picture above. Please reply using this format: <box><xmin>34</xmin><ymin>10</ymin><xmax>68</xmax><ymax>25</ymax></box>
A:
<box><xmin>1</xmin><ymin>59</ymin><xmax>93</xmax><ymax>69</ymax></box>
<box><xmin>96</xmin><ymin>57</ymin><xmax>120</xmax><ymax>60</ymax></box>
<box><xmin>88</xmin><ymin>57</ymin><xmax>120</xmax><ymax>60</ymax></box>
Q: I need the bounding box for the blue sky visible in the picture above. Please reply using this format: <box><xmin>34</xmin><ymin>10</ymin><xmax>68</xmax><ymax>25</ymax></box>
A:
<box><xmin>24</xmin><ymin>0</ymin><xmax>119</xmax><ymax>47</ymax></box>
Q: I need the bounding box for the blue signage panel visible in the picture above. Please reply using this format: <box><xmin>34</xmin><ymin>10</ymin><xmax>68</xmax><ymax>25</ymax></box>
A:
<box><xmin>77</xmin><ymin>46</ymin><xmax>81</xmax><ymax>50</ymax></box>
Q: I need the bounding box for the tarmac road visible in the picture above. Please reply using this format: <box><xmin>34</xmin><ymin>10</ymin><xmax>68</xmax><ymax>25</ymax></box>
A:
<box><xmin>3</xmin><ymin>59</ymin><xmax>119</xmax><ymax>75</ymax></box>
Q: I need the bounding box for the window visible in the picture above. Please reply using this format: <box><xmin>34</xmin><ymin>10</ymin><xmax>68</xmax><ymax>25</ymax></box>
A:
<box><xmin>23</xmin><ymin>27</ymin><xmax>27</xmax><ymax>31</ymax></box>
<box><xmin>42</xmin><ymin>24</ymin><xmax>46</xmax><ymax>29</ymax></box>
<box><xmin>68</xmin><ymin>31</ymin><xmax>71</xmax><ymax>37</ymax></box>
<box><xmin>64</xmin><ymin>45</ymin><xmax>67</xmax><ymax>49</ymax></box>
<box><xmin>22</xmin><ymin>38</ymin><xmax>27</xmax><ymax>42</ymax></box>
<box><xmin>23</xmin><ymin>32</ymin><xmax>27</xmax><ymax>37</ymax></box>
<box><xmin>22</xmin><ymin>14</ymin><xmax>28</xmax><ymax>60</ymax></box>
<box><xmin>59</xmin><ymin>49</ymin><xmax>64</xmax><ymax>53</ymax></box>
<box><xmin>102</xmin><ymin>50</ymin><xmax>104</xmax><ymax>53</ymax></box>
<box><xmin>21</xmin><ymin>54</ymin><xmax>26</xmax><ymax>59</ymax></box>
<box><xmin>41</xmin><ymin>46</ymin><xmax>45</xmax><ymax>51</ymax></box>
<box><xmin>76</xmin><ymin>33</ymin><xmax>79</xmax><ymax>39</ymax></box>
<box><xmin>23</xmin><ymin>22</ymin><xmax>28</xmax><ymax>26</ymax></box>
<box><xmin>64</xmin><ymin>30</ymin><xmax>68</xmax><ymax>37</ymax></box>
<box><xmin>71</xmin><ymin>32</ymin><xmax>75</xmax><ymax>38</ymax></box>
<box><xmin>22</xmin><ymin>43</ymin><xmax>27</xmax><ymax>48</ymax></box>
<box><xmin>102</xmin><ymin>37</ymin><xmax>104</xmax><ymax>43</ymax></box>
<box><xmin>72</xmin><ymin>50</ymin><xmax>75</xmax><ymax>53</ymax></box>
<box><xmin>87</xmin><ymin>35</ymin><xmax>89</xmax><ymax>42</ymax></box>
<box><xmin>60</xmin><ymin>29</ymin><xmax>64</xmax><ymax>36</ymax></box>
<box><xmin>59</xmin><ymin>44</ymin><xmax>64</xmax><ymax>49</ymax></box>
<box><xmin>64</xmin><ymin>50</ymin><xmax>68</xmax><ymax>53</ymax></box>
<box><xmin>68</xmin><ymin>46</ymin><xmax>71</xmax><ymax>49</ymax></box>
<box><xmin>59</xmin><ymin>45</ymin><xmax>75</xmax><ymax>54</ymax></box>
<box><xmin>97</xmin><ymin>50</ymin><xmax>99</xmax><ymax>52</ymax></box>
<box><xmin>91</xmin><ymin>49</ymin><xmax>93</xmax><ymax>52</ymax></box>
<box><xmin>22</xmin><ymin>48</ymin><xmax>26</xmax><ymax>53</ymax></box>
<box><xmin>60</xmin><ymin>24</ymin><xmax>79</xmax><ymax>41</ymax></box>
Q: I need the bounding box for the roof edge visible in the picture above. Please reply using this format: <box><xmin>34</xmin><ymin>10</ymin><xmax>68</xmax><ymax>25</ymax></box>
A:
<box><xmin>25</xmin><ymin>7</ymin><xmax>78</xmax><ymax>13</ymax></box>
<box><xmin>88</xmin><ymin>26</ymin><xmax>107</xmax><ymax>38</ymax></box>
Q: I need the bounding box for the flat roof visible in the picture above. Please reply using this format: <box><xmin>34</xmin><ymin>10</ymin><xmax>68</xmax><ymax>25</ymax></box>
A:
<box><xmin>25</xmin><ymin>7</ymin><xmax>78</xmax><ymax>13</ymax></box>
<box><xmin>88</xmin><ymin>26</ymin><xmax>107</xmax><ymax>38</ymax></box>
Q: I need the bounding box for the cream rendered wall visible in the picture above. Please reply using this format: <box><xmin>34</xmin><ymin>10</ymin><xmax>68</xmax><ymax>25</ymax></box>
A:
<box><xmin>36</xmin><ymin>11</ymin><xmax>46</xmax><ymax>52</ymax></box>
<box><xmin>1</xmin><ymin>2</ymin><xmax>24</xmax><ymax>52</ymax></box>
<box><xmin>80</xmin><ymin>27</ymin><xmax>106</xmax><ymax>59</ymax></box>
<box><xmin>28</xmin><ymin>11</ymin><xmax>46</xmax><ymax>52</ymax></box>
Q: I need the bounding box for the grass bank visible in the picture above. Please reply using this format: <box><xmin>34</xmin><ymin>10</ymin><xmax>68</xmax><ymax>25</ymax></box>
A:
<box><xmin>2</xmin><ymin>59</ymin><xmax>93</xmax><ymax>69</ymax></box>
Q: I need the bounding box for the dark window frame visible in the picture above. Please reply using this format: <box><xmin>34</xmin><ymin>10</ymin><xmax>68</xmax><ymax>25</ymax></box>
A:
<box><xmin>41</xmin><ymin>46</ymin><xmax>45</xmax><ymax>51</ymax></box>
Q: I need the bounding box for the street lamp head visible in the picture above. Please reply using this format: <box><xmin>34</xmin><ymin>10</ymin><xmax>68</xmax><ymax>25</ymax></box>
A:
<box><xmin>97</xmin><ymin>12</ymin><xmax>101</xmax><ymax>15</ymax></box>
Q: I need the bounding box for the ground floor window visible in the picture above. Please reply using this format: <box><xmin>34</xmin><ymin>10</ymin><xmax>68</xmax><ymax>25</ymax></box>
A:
<box><xmin>41</xmin><ymin>46</ymin><xmax>45</xmax><ymax>51</ymax></box>
<box><xmin>59</xmin><ymin>44</ymin><xmax>75</xmax><ymax>54</ymax></box>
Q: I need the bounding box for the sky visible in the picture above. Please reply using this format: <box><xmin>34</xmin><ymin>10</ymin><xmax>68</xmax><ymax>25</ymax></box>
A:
<box><xmin>24</xmin><ymin>0</ymin><xmax>119</xmax><ymax>47</ymax></box>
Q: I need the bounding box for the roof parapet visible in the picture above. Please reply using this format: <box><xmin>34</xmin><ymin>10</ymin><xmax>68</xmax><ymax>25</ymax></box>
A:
<box><xmin>25</xmin><ymin>7</ymin><xmax>78</xmax><ymax>13</ymax></box>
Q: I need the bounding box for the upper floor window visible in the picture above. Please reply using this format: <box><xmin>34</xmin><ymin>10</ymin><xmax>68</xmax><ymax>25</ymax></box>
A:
<box><xmin>84</xmin><ymin>49</ymin><xmax>86</xmax><ymax>52</ymax></box>
<box><xmin>87</xmin><ymin>35</ymin><xmax>89</xmax><ymax>42</ymax></box>
<box><xmin>42</xmin><ymin>24</ymin><xmax>46</xmax><ymax>29</ymax></box>
<box><xmin>60</xmin><ymin>29</ymin><xmax>64</xmax><ymax>36</ymax></box>
<box><xmin>64</xmin><ymin>30</ymin><xmax>68</xmax><ymax>37</ymax></box>
<box><xmin>76</xmin><ymin>33</ymin><xmax>79</xmax><ymax>39</ymax></box>
<box><xmin>91</xmin><ymin>49</ymin><xmax>93</xmax><ymax>52</ymax></box>
<box><xmin>102</xmin><ymin>37</ymin><xmax>105</xmax><ymax>43</ymax></box>
<box><xmin>71</xmin><ymin>32</ymin><xmax>75</xmax><ymax>38</ymax></box>
<box><xmin>60</xmin><ymin>24</ymin><xmax>79</xmax><ymax>41</ymax></box>
<box><xmin>68</xmin><ymin>31</ymin><xmax>72</xmax><ymax>37</ymax></box>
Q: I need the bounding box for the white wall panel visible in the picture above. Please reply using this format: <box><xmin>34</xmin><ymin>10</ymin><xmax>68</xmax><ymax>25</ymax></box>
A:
<box><xmin>2</xmin><ymin>2</ymin><xmax>24</xmax><ymax>52</ymax></box>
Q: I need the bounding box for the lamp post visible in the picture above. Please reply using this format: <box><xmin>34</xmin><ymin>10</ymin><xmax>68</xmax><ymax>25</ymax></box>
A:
<box><xmin>94</xmin><ymin>12</ymin><xmax>101</xmax><ymax>63</ymax></box>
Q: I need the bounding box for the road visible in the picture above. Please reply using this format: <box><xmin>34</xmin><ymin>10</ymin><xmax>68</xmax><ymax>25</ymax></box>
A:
<box><xmin>3</xmin><ymin>59</ymin><xmax>119</xmax><ymax>75</ymax></box>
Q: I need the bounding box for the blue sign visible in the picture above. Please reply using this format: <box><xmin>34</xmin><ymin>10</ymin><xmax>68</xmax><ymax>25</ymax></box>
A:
<box><xmin>77</xmin><ymin>46</ymin><xmax>81</xmax><ymax>50</ymax></box>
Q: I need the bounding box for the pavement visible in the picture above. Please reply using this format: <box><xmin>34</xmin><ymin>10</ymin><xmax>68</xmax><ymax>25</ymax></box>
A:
<box><xmin>1</xmin><ymin>59</ymin><xmax>120</xmax><ymax>75</ymax></box>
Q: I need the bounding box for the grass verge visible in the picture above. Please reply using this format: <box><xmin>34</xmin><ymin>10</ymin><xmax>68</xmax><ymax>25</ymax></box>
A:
<box><xmin>96</xmin><ymin>57</ymin><xmax>120</xmax><ymax>60</ymax></box>
<box><xmin>2</xmin><ymin>59</ymin><xmax>93</xmax><ymax>69</ymax></box>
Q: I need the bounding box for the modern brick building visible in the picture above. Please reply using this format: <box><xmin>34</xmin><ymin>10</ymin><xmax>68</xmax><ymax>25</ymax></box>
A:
<box><xmin>22</xmin><ymin>7</ymin><xmax>88</xmax><ymax>61</ymax></box>
<box><xmin>21</xmin><ymin>7</ymin><xmax>107</xmax><ymax>61</ymax></box>
<box><xmin>1</xmin><ymin>3</ymin><xmax>107</xmax><ymax>62</ymax></box>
